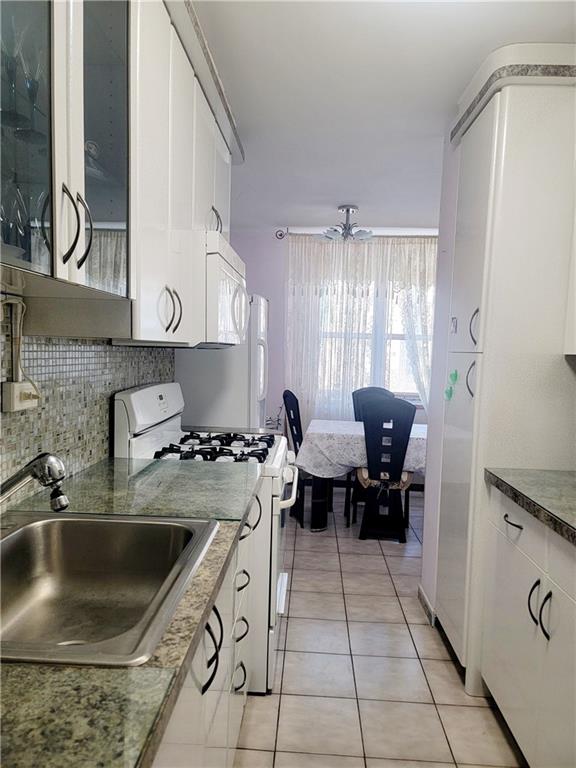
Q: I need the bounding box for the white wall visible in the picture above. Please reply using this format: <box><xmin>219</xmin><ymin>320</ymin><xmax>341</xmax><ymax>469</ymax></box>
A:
<box><xmin>420</xmin><ymin>131</ymin><xmax>459</xmax><ymax>612</ymax></box>
<box><xmin>231</xmin><ymin>228</ymin><xmax>288</xmax><ymax>423</ymax></box>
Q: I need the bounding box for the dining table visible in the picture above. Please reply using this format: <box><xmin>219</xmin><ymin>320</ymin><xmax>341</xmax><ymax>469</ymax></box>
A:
<box><xmin>295</xmin><ymin>419</ymin><xmax>427</xmax><ymax>531</ymax></box>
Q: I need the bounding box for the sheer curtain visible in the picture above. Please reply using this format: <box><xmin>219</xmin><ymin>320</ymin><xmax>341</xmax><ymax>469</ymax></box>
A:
<box><xmin>286</xmin><ymin>234</ymin><xmax>437</xmax><ymax>428</ymax></box>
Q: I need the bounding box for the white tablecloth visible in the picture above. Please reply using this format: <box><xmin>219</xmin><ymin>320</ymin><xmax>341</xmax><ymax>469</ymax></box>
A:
<box><xmin>295</xmin><ymin>419</ymin><xmax>427</xmax><ymax>479</ymax></box>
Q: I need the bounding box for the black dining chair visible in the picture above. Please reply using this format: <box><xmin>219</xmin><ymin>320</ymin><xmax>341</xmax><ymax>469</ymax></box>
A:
<box><xmin>358</xmin><ymin>396</ymin><xmax>416</xmax><ymax>543</ymax></box>
<box><xmin>282</xmin><ymin>389</ymin><xmax>307</xmax><ymax>526</ymax></box>
<box><xmin>352</xmin><ymin>386</ymin><xmax>395</xmax><ymax>421</ymax></box>
<box><xmin>345</xmin><ymin>387</ymin><xmax>396</xmax><ymax>527</ymax></box>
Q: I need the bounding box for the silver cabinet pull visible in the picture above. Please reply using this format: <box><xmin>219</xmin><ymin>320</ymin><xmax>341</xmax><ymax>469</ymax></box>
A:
<box><xmin>465</xmin><ymin>360</ymin><xmax>476</xmax><ymax>397</ymax></box>
<box><xmin>165</xmin><ymin>287</ymin><xmax>176</xmax><ymax>332</ymax></box>
<box><xmin>469</xmin><ymin>308</ymin><xmax>479</xmax><ymax>346</ymax></box>
<box><xmin>172</xmin><ymin>289</ymin><xmax>183</xmax><ymax>333</ymax></box>
<box><xmin>76</xmin><ymin>192</ymin><xmax>93</xmax><ymax>269</ymax></box>
<box><xmin>61</xmin><ymin>184</ymin><xmax>81</xmax><ymax>264</ymax></box>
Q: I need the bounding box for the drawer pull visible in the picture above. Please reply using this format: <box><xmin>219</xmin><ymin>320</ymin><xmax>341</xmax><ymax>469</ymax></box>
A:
<box><xmin>251</xmin><ymin>496</ymin><xmax>263</xmax><ymax>532</ymax></box>
<box><xmin>206</xmin><ymin>605</ymin><xmax>224</xmax><ymax>666</ymax></box>
<box><xmin>235</xmin><ymin>616</ymin><xmax>249</xmax><ymax>643</ymax></box>
<box><xmin>233</xmin><ymin>661</ymin><xmax>247</xmax><ymax>692</ymax></box>
<box><xmin>538</xmin><ymin>590</ymin><xmax>552</xmax><ymax>641</ymax></box>
<box><xmin>239</xmin><ymin>521</ymin><xmax>253</xmax><ymax>541</ymax></box>
<box><xmin>527</xmin><ymin>578</ymin><xmax>540</xmax><ymax>625</ymax></box>
<box><xmin>202</xmin><ymin>622</ymin><xmax>219</xmax><ymax>695</ymax></box>
<box><xmin>503</xmin><ymin>513</ymin><xmax>523</xmax><ymax>531</ymax></box>
<box><xmin>236</xmin><ymin>569</ymin><xmax>251</xmax><ymax>592</ymax></box>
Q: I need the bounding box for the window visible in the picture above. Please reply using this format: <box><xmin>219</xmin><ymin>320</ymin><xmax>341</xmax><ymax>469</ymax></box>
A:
<box><xmin>286</xmin><ymin>234</ymin><xmax>437</xmax><ymax>426</ymax></box>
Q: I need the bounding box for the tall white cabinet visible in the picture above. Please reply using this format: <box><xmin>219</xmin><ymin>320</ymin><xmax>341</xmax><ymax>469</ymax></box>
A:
<box><xmin>434</xmin><ymin>45</ymin><xmax>576</xmax><ymax>684</ymax></box>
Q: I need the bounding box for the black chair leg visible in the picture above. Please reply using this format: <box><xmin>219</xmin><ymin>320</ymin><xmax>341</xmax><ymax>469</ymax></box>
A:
<box><xmin>404</xmin><ymin>488</ymin><xmax>410</xmax><ymax>529</ymax></box>
<box><xmin>344</xmin><ymin>473</ymin><xmax>352</xmax><ymax>526</ymax></box>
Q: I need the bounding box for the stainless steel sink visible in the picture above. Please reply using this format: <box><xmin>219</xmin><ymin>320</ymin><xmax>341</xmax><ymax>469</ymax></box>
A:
<box><xmin>0</xmin><ymin>515</ymin><xmax>218</xmax><ymax>666</ymax></box>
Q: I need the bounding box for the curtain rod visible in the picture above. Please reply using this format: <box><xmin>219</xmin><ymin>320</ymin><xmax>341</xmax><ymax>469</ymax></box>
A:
<box><xmin>286</xmin><ymin>227</ymin><xmax>438</xmax><ymax>237</ymax></box>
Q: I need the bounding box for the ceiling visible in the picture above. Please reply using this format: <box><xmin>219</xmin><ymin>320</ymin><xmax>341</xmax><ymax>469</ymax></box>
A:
<box><xmin>194</xmin><ymin>1</ymin><xmax>575</xmax><ymax>231</ymax></box>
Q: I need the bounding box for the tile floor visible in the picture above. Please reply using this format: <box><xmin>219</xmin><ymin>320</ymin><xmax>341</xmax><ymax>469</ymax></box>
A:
<box><xmin>235</xmin><ymin>490</ymin><xmax>523</xmax><ymax>768</ymax></box>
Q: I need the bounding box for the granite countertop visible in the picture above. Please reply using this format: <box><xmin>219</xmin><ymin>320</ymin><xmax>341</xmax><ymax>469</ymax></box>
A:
<box><xmin>485</xmin><ymin>468</ymin><xmax>576</xmax><ymax>546</ymax></box>
<box><xmin>6</xmin><ymin>457</ymin><xmax>262</xmax><ymax>521</ymax></box>
<box><xmin>1</xmin><ymin>459</ymin><xmax>262</xmax><ymax>767</ymax></box>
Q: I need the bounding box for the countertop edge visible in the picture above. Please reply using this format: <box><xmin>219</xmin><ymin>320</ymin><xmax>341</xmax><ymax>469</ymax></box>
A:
<box><xmin>485</xmin><ymin>469</ymin><xmax>576</xmax><ymax>547</ymax></box>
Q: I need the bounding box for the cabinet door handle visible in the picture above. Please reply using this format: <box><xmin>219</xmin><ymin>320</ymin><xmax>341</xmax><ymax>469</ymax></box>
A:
<box><xmin>469</xmin><ymin>307</ymin><xmax>479</xmax><ymax>346</ymax></box>
<box><xmin>172</xmin><ymin>289</ymin><xmax>183</xmax><ymax>333</ymax></box>
<box><xmin>465</xmin><ymin>361</ymin><xmax>476</xmax><ymax>398</ymax></box>
<box><xmin>61</xmin><ymin>183</ymin><xmax>81</xmax><ymax>264</ymax></box>
<box><xmin>165</xmin><ymin>286</ymin><xmax>176</xmax><ymax>332</ymax></box>
<box><xmin>504</xmin><ymin>513</ymin><xmax>523</xmax><ymax>531</ymax></box>
<box><xmin>202</xmin><ymin>622</ymin><xmax>219</xmax><ymax>695</ymax></box>
<box><xmin>527</xmin><ymin>578</ymin><xmax>540</xmax><ymax>625</ymax></box>
<box><xmin>235</xmin><ymin>616</ymin><xmax>250</xmax><ymax>643</ymax></box>
<box><xmin>538</xmin><ymin>590</ymin><xmax>552</xmax><ymax>641</ymax></box>
<box><xmin>236</xmin><ymin>569</ymin><xmax>251</xmax><ymax>592</ymax></box>
<box><xmin>251</xmin><ymin>496</ymin><xmax>263</xmax><ymax>532</ymax></box>
<box><xmin>76</xmin><ymin>192</ymin><xmax>93</xmax><ymax>269</ymax></box>
<box><xmin>239</xmin><ymin>520</ymin><xmax>253</xmax><ymax>541</ymax></box>
<box><xmin>211</xmin><ymin>205</ymin><xmax>222</xmax><ymax>233</ymax></box>
<box><xmin>40</xmin><ymin>191</ymin><xmax>51</xmax><ymax>252</ymax></box>
<box><xmin>206</xmin><ymin>604</ymin><xmax>224</xmax><ymax>666</ymax></box>
<box><xmin>233</xmin><ymin>661</ymin><xmax>247</xmax><ymax>692</ymax></box>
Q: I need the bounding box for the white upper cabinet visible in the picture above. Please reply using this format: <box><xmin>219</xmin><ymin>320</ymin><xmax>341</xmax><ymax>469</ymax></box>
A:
<box><xmin>168</xmin><ymin>28</ymin><xmax>205</xmax><ymax>346</ymax></box>
<box><xmin>193</xmin><ymin>78</ymin><xmax>232</xmax><ymax>239</ymax></box>
<box><xmin>193</xmin><ymin>80</ymin><xmax>216</xmax><ymax>231</ymax></box>
<box><xmin>130</xmin><ymin>0</ymin><xmax>172</xmax><ymax>341</ymax></box>
<box><xmin>448</xmin><ymin>94</ymin><xmax>500</xmax><ymax>353</ymax></box>
<box><xmin>214</xmin><ymin>128</ymin><xmax>232</xmax><ymax>240</ymax></box>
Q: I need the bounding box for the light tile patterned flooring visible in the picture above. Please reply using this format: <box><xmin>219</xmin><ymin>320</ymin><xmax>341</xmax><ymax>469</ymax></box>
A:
<box><xmin>235</xmin><ymin>491</ymin><xmax>524</xmax><ymax>768</ymax></box>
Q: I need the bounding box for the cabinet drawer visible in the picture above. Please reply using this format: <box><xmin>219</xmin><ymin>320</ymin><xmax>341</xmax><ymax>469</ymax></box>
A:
<box><xmin>546</xmin><ymin>528</ymin><xmax>576</xmax><ymax>601</ymax></box>
<box><xmin>488</xmin><ymin>488</ymin><xmax>546</xmax><ymax>567</ymax></box>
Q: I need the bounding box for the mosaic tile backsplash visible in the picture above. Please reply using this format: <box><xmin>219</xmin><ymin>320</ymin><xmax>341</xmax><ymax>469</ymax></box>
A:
<box><xmin>0</xmin><ymin>306</ymin><xmax>174</xmax><ymax>502</ymax></box>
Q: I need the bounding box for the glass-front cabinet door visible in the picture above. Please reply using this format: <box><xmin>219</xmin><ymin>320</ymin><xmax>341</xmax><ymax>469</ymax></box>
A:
<box><xmin>1</xmin><ymin>0</ymin><xmax>53</xmax><ymax>276</ymax></box>
<box><xmin>82</xmin><ymin>0</ymin><xmax>129</xmax><ymax>296</ymax></box>
<box><xmin>0</xmin><ymin>0</ymin><xmax>129</xmax><ymax>297</ymax></box>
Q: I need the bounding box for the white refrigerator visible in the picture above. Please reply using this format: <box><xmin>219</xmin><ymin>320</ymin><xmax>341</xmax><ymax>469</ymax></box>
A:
<box><xmin>175</xmin><ymin>295</ymin><xmax>268</xmax><ymax>429</ymax></box>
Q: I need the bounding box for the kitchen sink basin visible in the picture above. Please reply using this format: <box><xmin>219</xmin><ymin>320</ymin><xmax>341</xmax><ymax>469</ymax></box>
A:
<box><xmin>0</xmin><ymin>515</ymin><xmax>218</xmax><ymax>666</ymax></box>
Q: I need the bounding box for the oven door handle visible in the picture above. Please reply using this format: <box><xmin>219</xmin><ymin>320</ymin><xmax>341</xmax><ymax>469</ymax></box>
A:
<box><xmin>279</xmin><ymin>466</ymin><xmax>299</xmax><ymax>509</ymax></box>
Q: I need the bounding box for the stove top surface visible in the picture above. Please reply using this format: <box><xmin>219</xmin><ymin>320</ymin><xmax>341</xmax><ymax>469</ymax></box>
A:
<box><xmin>154</xmin><ymin>432</ymin><xmax>278</xmax><ymax>463</ymax></box>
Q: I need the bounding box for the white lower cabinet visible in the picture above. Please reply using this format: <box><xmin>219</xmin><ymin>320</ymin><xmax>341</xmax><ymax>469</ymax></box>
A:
<box><xmin>154</xmin><ymin>519</ymin><xmax>257</xmax><ymax>768</ymax></box>
<box><xmin>482</xmin><ymin>491</ymin><xmax>576</xmax><ymax>768</ymax></box>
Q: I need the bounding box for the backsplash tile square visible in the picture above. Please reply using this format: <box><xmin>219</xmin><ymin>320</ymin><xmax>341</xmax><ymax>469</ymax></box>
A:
<box><xmin>1</xmin><ymin>307</ymin><xmax>174</xmax><ymax>501</ymax></box>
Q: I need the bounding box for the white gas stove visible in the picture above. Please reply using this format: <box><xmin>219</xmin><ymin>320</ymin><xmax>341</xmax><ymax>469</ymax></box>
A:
<box><xmin>113</xmin><ymin>382</ymin><xmax>295</xmax><ymax>693</ymax></box>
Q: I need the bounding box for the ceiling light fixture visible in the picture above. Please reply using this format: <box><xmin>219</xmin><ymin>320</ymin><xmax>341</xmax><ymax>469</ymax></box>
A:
<box><xmin>319</xmin><ymin>205</ymin><xmax>373</xmax><ymax>242</ymax></box>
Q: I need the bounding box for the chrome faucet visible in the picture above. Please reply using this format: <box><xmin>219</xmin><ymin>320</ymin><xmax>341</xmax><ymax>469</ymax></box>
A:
<box><xmin>0</xmin><ymin>453</ymin><xmax>69</xmax><ymax>511</ymax></box>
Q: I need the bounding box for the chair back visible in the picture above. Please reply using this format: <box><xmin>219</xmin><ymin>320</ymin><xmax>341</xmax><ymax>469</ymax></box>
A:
<box><xmin>283</xmin><ymin>389</ymin><xmax>304</xmax><ymax>454</ymax></box>
<box><xmin>352</xmin><ymin>386</ymin><xmax>394</xmax><ymax>421</ymax></box>
<box><xmin>362</xmin><ymin>397</ymin><xmax>416</xmax><ymax>484</ymax></box>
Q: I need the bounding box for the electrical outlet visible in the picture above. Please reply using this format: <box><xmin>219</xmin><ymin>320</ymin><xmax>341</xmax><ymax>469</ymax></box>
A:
<box><xmin>1</xmin><ymin>382</ymin><xmax>40</xmax><ymax>412</ymax></box>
